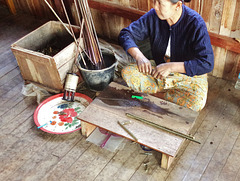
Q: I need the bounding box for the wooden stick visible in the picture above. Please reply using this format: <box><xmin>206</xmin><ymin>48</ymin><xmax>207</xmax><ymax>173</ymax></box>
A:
<box><xmin>61</xmin><ymin>0</ymin><xmax>78</xmax><ymax>44</ymax></box>
<box><xmin>60</xmin><ymin>0</ymin><xmax>85</xmax><ymax>71</ymax></box>
<box><xmin>117</xmin><ymin>121</ymin><xmax>138</xmax><ymax>141</ymax></box>
<box><xmin>126</xmin><ymin>113</ymin><xmax>201</xmax><ymax>144</ymax></box>
<box><xmin>78</xmin><ymin>0</ymin><xmax>103</xmax><ymax>67</ymax></box>
<box><xmin>43</xmin><ymin>0</ymin><xmax>73</xmax><ymax>36</ymax></box>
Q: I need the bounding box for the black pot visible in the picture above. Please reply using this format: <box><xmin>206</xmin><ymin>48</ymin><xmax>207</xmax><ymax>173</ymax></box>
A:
<box><xmin>78</xmin><ymin>51</ymin><xmax>117</xmax><ymax>91</ymax></box>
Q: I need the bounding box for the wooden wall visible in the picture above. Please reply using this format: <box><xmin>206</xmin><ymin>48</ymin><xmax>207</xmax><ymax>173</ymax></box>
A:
<box><xmin>3</xmin><ymin>0</ymin><xmax>240</xmax><ymax>81</ymax></box>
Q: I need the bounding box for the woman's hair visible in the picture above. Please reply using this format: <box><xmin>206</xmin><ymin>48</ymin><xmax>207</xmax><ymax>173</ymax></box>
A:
<box><xmin>170</xmin><ymin>0</ymin><xmax>191</xmax><ymax>3</ymax></box>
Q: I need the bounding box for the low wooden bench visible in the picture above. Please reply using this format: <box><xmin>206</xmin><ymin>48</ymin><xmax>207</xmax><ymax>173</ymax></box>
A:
<box><xmin>78</xmin><ymin>82</ymin><xmax>199</xmax><ymax>169</ymax></box>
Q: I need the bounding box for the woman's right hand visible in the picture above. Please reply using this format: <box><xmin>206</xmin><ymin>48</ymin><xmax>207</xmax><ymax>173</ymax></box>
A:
<box><xmin>127</xmin><ymin>47</ymin><xmax>152</xmax><ymax>75</ymax></box>
<box><xmin>136</xmin><ymin>58</ymin><xmax>152</xmax><ymax>75</ymax></box>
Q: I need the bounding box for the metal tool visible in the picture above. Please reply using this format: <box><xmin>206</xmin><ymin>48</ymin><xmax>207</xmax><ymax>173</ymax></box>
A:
<box><xmin>63</xmin><ymin>73</ymin><xmax>79</xmax><ymax>102</ymax></box>
<box><xmin>126</xmin><ymin>113</ymin><xmax>201</xmax><ymax>144</ymax></box>
<box><xmin>117</xmin><ymin>121</ymin><xmax>138</xmax><ymax>141</ymax></box>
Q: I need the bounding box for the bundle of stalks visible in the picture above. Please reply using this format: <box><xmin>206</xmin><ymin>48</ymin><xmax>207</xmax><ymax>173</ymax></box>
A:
<box><xmin>43</xmin><ymin>0</ymin><xmax>104</xmax><ymax>71</ymax></box>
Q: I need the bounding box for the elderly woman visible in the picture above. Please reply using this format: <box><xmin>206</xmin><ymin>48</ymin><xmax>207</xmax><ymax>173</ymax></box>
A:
<box><xmin>118</xmin><ymin>0</ymin><xmax>214</xmax><ymax>111</ymax></box>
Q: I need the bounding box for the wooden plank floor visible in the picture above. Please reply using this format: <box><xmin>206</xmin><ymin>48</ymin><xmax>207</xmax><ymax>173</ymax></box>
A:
<box><xmin>0</xmin><ymin>6</ymin><xmax>240</xmax><ymax>181</ymax></box>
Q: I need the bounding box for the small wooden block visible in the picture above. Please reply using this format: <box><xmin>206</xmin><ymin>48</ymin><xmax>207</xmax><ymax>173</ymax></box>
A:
<box><xmin>161</xmin><ymin>154</ymin><xmax>174</xmax><ymax>170</ymax></box>
<box><xmin>81</xmin><ymin>121</ymin><xmax>96</xmax><ymax>137</ymax></box>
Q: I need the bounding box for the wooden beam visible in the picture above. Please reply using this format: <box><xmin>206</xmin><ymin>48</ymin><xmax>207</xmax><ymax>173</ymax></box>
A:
<box><xmin>88</xmin><ymin>0</ymin><xmax>145</xmax><ymax>21</ymax></box>
<box><xmin>208</xmin><ymin>32</ymin><xmax>240</xmax><ymax>54</ymax></box>
<box><xmin>88</xmin><ymin>0</ymin><xmax>240</xmax><ymax>54</ymax></box>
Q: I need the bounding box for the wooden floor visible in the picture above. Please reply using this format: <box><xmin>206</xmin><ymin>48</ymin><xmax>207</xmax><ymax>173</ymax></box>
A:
<box><xmin>0</xmin><ymin>6</ymin><xmax>240</xmax><ymax>181</ymax></box>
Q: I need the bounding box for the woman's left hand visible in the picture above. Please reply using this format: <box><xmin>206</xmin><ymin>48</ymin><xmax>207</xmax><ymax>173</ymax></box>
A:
<box><xmin>152</xmin><ymin>63</ymin><xmax>172</xmax><ymax>79</ymax></box>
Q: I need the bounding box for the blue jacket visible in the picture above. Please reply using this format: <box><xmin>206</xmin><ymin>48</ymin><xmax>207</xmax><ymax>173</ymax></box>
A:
<box><xmin>118</xmin><ymin>5</ymin><xmax>214</xmax><ymax>76</ymax></box>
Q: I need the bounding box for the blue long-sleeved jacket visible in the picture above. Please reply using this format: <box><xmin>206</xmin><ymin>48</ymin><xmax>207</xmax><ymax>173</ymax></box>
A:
<box><xmin>118</xmin><ymin>5</ymin><xmax>214</xmax><ymax>76</ymax></box>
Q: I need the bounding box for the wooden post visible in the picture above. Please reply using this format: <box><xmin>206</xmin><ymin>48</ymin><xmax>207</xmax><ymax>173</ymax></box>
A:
<box><xmin>161</xmin><ymin>154</ymin><xmax>174</xmax><ymax>170</ymax></box>
<box><xmin>81</xmin><ymin>121</ymin><xmax>97</xmax><ymax>137</ymax></box>
<box><xmin>6</xmin><ymin>0</ymin><xmax>16</xmax><ymax>15</ymax></box>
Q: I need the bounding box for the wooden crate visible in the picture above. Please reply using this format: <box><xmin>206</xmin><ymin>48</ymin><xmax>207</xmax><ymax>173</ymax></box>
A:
<box><xmin>11</xmin><ymin>21</ymin><xmax>83</xmax><ymax>92</ymax></box>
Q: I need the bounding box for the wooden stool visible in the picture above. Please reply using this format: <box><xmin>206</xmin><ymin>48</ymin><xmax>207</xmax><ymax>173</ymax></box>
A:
<box><xmin>78</xmin><ymin>82</ymin><xmax>199</xmax><ymax>169</ymax></box>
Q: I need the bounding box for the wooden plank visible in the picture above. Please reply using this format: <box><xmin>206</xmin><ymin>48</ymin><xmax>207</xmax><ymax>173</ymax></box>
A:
<box><xmin>209</xmin><ymin>32</ymin><xmax>240</xmax><ymax>54</ymax></box>
<box><xmin>111</xmin><ymin>145</ymin><xmax>149</xmax><ymax>180</ymax></box>
<box><xmin>12</xmin><ymin>132</ymin><xmax>82</xmax><ymax>181</ymax></box>
<box><xmin>129</xmin><ymin>150</ymin><xmax>162</xmax><ymax>180</ymax></box>
<box><xmin>219</xmin><ymin>0</ymin><xmax>237</xmax><ymax>36</ymax></box>
<box><xmin>88</xmin><ymin>0</ymin><xmax>145</xmax><ymax>21</ymax></box>
<box><xmin>208</xmin><ymin>0</ymin><xmax>224</xmax><ymax>33</ymax></box>
<box><xmin>79</xmin><ymin>82</ymin><xmax>198</xmax><ymax>158</ymax></box>
<box><xmin>186</xmin><ymin>0</ymin><xmax>200</xmax><ymax>14</ymax></box>
<box><xmin>0</xmin><ymin>81</ymin><xmax>22</xmax><ymax>108</ymax></box>
<box><xmin>200</xmin><ymin>108</ymin><xmax>240</xmax><ymax>180</ymax></box>
<box><xmin>0</xmin><ymin>67</ymin><xmax>20</xmax><ymax>86</ymax></box>
<box><xmin>0</xmin><ymin>133</ymin><xmax>19</xmax><ymax>155</ymax></box>
<box><xmin>217</xmin><ymin>125</ymin><xmax>240</xmax><ymax>180</ymax></box>
<box><xmin>212</xmin><ymin>46</ymin><xmax>227</xmax><ymax>78</ymax></box>
<box><xmin>58</xmin><ymin>144</ymin><xmax>115</xmax><ymax>181</ymax></box>
<box><xmin>180</xmin><ymin>114</ymin><xmax>234</xmax><ymax>180</ymax></box>
<box><xmin>80</xmin><ymin>105</ymin><xmax>182</xmax><ymax>157</ymax></box>
<box><xmin>0</xmin><ymin>127</ymin><xmax>53</xmax><ymax>179</ymax></box>
<box><xmin>0</xmin><ymin>86</ymin><xmax>28</xmax><ymax>119</ymax></box>
<box><xmin>10</xmin><ymin>114</ymin><xmax>37</xmax><ymax>138</ymax></box>
<box><xmin>41</xmin><ymin>138</ymin><xmax>92</xmax><ymax>181</ymax></box>
<box><xmin>200</xmin><ymin>0</ymin><xmax>213</xmax><ymax>28</ymax></box>
<box><xmin>94</xmin><ymin>140</ymin><xmax>144</xmax><ymax>180</ymax></box>
<box><xmin>0</xmin><ymin>73</ymin><xmax>23</xmax><ymax>95</ymax></box>
<box><xmin>231</xmin><ymin>0</ymin><xmax>240</xmax><ymax>40</ymax></box>
<box><xmin>0</xmin><ymin>63</ymin><xmax>18</xmax><ymax>79</ymax></box>
<box><xmin>0</xmin><ymin>96</ymin><xmax>36</xmax><ymax>128</ymax></box>
<box><xmin>223</xmin><ymin>52</ymin><xmax>240</xmax><ymax>81</ymax></box>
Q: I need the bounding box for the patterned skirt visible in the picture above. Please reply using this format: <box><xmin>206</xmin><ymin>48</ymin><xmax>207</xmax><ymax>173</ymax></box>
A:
<box><xmin>121</xmin><ymin>63</ymin><xmax>208</xmax><ymax>112</ymax></box>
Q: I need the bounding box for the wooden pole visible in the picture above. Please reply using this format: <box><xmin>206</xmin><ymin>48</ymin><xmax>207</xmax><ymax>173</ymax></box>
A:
<box><xmin>126</xmin><ymin>113</ymin><xmax>201</xmax><ymax>144</ymax></box>
<box><xmin>6</xmin><ymin>0</ymin><xmax>16</xmax><ymax>15</ymax></box>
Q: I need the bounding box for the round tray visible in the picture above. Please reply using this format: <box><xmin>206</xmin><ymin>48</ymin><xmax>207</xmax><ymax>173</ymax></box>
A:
<box><xmin>34</xmin><ymin>93</ymin><xmax>92</xmax><ymax>134</ymax></box>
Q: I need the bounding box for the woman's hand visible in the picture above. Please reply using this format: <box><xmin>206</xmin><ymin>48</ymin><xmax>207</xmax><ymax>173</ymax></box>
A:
<box><xmin>136</xmin><ymin>58</ymin><xmax>152</xmax><ymax>75</ymax></box>
<box><xmin>152</xmin><ymin>63</ymin><xmax>172</xmax><ymax>79</ymax></box>
<box><xmin>152</xmin><ymin>62</ymin><xmax>186</xmax><ymax>79</ymax></box>
<box><xmin>127</xmin><ymin>47</ymin><xmax>152</xmax><ymax>75</ymax></box>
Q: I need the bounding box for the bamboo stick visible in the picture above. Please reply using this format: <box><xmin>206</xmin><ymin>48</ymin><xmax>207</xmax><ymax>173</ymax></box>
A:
<box><xmin>43</xmin><ymin>0</ymin><xmax>73</xmax><ymax>36</ymax></box>
<box><xmin>126</xmin><ymin>113</ymin><xmax>201</xmax><ymax>144</ymax></box>
<box><xmin>117</xmin><ymin>121</ymin><xmax>138</xmax><ymax>141</ymax></box>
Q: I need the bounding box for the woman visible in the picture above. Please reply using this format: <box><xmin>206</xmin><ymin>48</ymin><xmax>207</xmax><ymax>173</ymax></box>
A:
<box><xmin>118</xmin><ymin>0</ymin><xmax>214</xmax><ymax>111</ymax></box>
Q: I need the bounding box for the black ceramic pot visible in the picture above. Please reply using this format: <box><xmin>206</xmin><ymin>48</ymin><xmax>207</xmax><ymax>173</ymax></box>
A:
<box><xmin>78</xmin><ymin>51</ymin><xmax>117</xmax><ymax>91</ymax></box>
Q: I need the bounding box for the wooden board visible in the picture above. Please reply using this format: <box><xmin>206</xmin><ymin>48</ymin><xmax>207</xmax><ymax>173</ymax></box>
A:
<box><xmin>78</xmin><ymin>82</ymin><xmax>199</xmax><ymax>158</ymax></box>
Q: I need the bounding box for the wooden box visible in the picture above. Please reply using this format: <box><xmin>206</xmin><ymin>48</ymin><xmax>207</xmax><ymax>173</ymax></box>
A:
<box><xmin>11</xmin><ymin>21</ymin><xmax>82</xmax><ymax>92</ymax></box>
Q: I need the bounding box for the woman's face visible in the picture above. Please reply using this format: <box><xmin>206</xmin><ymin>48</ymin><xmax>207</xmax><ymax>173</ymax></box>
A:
<box><xmin>154</xmin><ymin>0</ymin><xmax>177</xmax><ymax>20</ymax></box>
